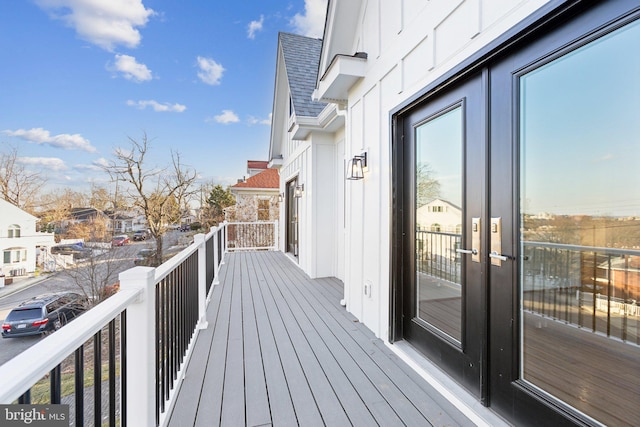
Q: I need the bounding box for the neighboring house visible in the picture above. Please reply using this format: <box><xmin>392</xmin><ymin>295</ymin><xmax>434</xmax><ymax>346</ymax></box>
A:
<box><xmin>416</xmin><ymin>199</ymin><xmax>462</xmax><ymax>233</ymax></box>
<box><xmin>246</xmin><ymin>160</ymin><xmax>269</xmax><ymax>177</ymax></box>
<box><xmin>269</xmin><ymin>32</ymin><xmax>345</xmax><ymax>278</ymax></box>
<box><xmin>65</xmin><ymin>207</ymin><xmax>111</xmax><ymax>230</ymax></box>
<box><xmin>0</xmin><ymin>198</ymin><xmax>55</xmax><ymax>276</ymax></box>
<box><xmin>111</xmin><ymin>213</ymin><xmax>135</xmax><ymax>233</ymax></box>
<box><xmin>268</xmin><ymin>1</ymin><xmax>640</xmax><ymax>426</ymax></box>
<box><xmin>229</xmin><ymin>167</ymin><xmax>280</xmax><ymax>223</ymax></box>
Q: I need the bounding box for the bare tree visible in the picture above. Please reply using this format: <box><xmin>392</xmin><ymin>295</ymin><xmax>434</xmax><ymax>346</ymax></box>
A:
<box><xmin>105</xmin><ymin>134</ymin><xmax>198</xmax><ymax>266</ymax></box>
<box><xmin>0</xmin><ymin>143</ymin><xmax>44</xmax><ymax>211</ymax></box>
<box><xmin>60</xmin><ymin>244</ymin><xmax>123</xmax><ymax>306</ymax></box>
<box><xmin>416</xmin><ymin>162</ymin><xmax>441</xmax><ymax>208</ymax></box>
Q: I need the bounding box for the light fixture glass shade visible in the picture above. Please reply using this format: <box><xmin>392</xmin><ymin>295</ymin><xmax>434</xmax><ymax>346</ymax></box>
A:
<box><xmin>347</xmin><ymin>156</ymin><xmax>365</xmax><ymax>180</ymax></box>
<box><xmin>294</xmin><ymin>184</ymin><xmax>304</xmax><ymax>198</ymax></box>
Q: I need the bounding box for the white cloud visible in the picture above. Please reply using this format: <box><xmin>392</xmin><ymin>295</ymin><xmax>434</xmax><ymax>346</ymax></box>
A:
<box><xmin>3</xmin><ymin>128</ymin><xmax>96</xmax><ymax>152</ymax></box>
<box><xmin>248</xmin><ymin>113</ymin><xmax>272</xmax><ymax>125</ymax></box>
<box><xmin>291</xmin><ymin>0</ymin><xmax>327</xmax><ymax>38</ymax></box>
<box><xmin>208</xmin><ymin>110</ymin><xmax>240</xmax><ymax>124</ymax></box>
<box><xmin>94</xmin><ymin>157</ymin><xmax>110</xmax><ymax>168</ymax></box>
<box><xmin>247</xmin><ymin>15</ymin><xmax>264</xmax><ymax>39</ymax></box>
<box><xmin>35</xmin><ymin>0</ymin><xmax>155</xmax><ymax>51</ymax></box>
<box><xmin>17</xmin><ymin>157</ymin><xmax>67</xmax><ymax>171</ymax></box>
<box><xmin>112</xmin><ymin>54</ymin><xmax>152</xmax><ymax>82</ymax></box>
<box><xmin>127</xmin><ymin>99</ymin><xmax>186</xmax><ymax>112</ymax></box>
<box><xmin>196</xmin><ymin>56</ymin><xmax>224</xmax><ymax>86</ymax></box>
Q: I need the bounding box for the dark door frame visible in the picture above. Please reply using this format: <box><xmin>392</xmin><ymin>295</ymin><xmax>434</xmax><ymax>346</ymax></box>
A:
<box><xmin>390</xmin><ymin>1</ymin><xmax>640</xmax><ymax>425</ymax></box>
<box><xmin>285</xmin><ymin>177</ymin><xmax>299</xmax><ymax>257</ymax></box>
<box><xmin>394</xmin><ymin>73</ymin><xmax>488</xmax><ymax>401</ymax></box>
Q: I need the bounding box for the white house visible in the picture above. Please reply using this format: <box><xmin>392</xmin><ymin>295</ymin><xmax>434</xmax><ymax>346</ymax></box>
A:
<box><xmin>269</xmin><ymin>32</ymin><xmax>345</xmax><ymax>279</ymax></box>
<box><xmin>0</xmin><ymin>198</ymin><xmax>55</xmax><ymax>277</ymax></box>
<box><xmin>269</xmin><ymin>1</ymin><xmax>640</xmax><ymax>426</ymax></box>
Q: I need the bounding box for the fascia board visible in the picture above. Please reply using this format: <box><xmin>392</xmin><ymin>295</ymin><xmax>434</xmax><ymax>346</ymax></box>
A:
<box><xmin>315</xmin><ymin>55</ymin><xmax>366</xmax><ymax>103</ymax></box>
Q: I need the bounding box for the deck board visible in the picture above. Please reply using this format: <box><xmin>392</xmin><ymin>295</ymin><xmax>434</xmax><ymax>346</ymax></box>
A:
<box><xmin>168</xmin><ymin>251</ymin><xmax>475</xmax><ymax>427</ymax></box>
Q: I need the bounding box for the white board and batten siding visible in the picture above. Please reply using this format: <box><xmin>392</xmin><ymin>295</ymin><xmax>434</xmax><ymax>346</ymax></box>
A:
<box><xmin>339</xmin><ymin>0</ymin><xmax>551</xmax><ymax>339</ymax></box>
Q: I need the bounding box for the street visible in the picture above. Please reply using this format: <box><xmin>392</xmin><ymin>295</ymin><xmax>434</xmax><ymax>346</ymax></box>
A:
<box><xmin>0</xmin><ymin>238</ymin><xmax>165</xmax><ymax>366</ymax></box>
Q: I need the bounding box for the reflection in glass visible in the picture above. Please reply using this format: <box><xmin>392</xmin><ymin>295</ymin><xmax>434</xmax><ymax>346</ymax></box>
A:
<box><xmin>415</xmin><ymin>107</ymin><xmax>463</xmax><ymax>342</ymax></box>
<box><xmin>520</xmin><ymin>20</ymin><xmax>639</xmax><ymax>426</ymax></box>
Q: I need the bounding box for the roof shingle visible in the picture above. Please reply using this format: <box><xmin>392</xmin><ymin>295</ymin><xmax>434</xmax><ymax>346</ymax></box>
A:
<box><xmin>232</xmin><ymin>168</ymin><xmax>279</xmax><ymax>189</ymax></box>
<box><xmin>279</xmin><ymin>32</ymin><xmax>327</xmax><ymax>117</ymax></box>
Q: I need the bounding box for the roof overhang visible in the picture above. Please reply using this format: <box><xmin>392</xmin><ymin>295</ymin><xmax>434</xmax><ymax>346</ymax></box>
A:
<box><xmin>290</xmin><ymin>104</ymin><xmax>345</xmax><ymax>140</ymax></box>
<box><xmin>230</xmin><ymin>187</ymin><xmax>279</xmax><ymax>196</ymax></box>
<box><xmin>313</xmin><ymin>53</ymin><xmax>367</xmax><ymax>104</ymax></box>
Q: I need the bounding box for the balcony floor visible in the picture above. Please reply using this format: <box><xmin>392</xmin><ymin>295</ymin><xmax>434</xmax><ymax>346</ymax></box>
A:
<box><xmin>168</xmin><ymin>251</ymin><xmax>477</xmax><ymax>426</ymax></box>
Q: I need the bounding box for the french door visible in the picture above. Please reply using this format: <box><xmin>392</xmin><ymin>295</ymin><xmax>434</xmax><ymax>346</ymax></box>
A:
<box><xmin>394</xmin><ymin>2</ymin><xmax>640</xmax><ymax>425</ymax></box>
<box><xmin>397</xmin><ymin>73</ymin><xmax>487</xmax><ymax>400</ymax></box>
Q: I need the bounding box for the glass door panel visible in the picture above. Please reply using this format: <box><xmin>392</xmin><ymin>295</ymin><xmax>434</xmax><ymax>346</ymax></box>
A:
<box><xmin>415</xmin><ymin>107</ymin><xmax>463</xmax><ymax>342</ymax></box>
<box><xmin>286</xmin><ymin>179</ymin><xmax>299</xmax><ymax>257</ymax></box>
<box><xmin>519</xmin><ymin>20</ymin><xmax>640</xmax><ymax>426</ymax></box>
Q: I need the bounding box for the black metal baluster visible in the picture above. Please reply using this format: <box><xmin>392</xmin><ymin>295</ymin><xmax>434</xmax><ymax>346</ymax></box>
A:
<box><xmin>121</xmin><ymin>310</ymin><xmax>127</xmax><ymax>427</ymax></box>
<box><xmin>18</xmin><ymin>390</ymin><xmax>31</xmax><ymax>404</ymax></box>
<box><xmin>50</xmin><ymin>365</ymin><xmax>61</xmax><ymax>404</ymax></box>
<box><xmin>75</xmin><ymin>346</ymin><xmax>84</xmax><ymax>426</ymax></box>
<box><xmin>94</xmin><ymin>330</ymin><xmax>102</xmax><ymax>427</ymax></box>
<box><xmin>109</xmin><ymin>319</ymin><xmax>116</xmax><ymax>427</ymax></box>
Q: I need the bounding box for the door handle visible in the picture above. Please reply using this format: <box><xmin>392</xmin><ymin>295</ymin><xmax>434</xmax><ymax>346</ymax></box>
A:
<box><xmin>489</xmin><ymin>251</ymin><xmax>508</xmax><ymax>261</ymax></box>
<box><xmin>489</xmin><ymin>251</ymin><xmax>514</xmax><ymax>261</ymax></box>
<box><xmin>456</xmin><ymin>248</ymin><xmax>478</xmax><ymax>255</ymax></box>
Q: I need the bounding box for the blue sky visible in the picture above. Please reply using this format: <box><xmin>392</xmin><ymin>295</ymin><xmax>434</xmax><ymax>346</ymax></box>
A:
<box><xmin>0</xmin><ymin>0</ymin><xmax>327</xmax><ymax>193</ymax></box>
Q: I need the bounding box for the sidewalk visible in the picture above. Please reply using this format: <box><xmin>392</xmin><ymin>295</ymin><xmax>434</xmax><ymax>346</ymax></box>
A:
<box><xmin>0</xmin><ymin>273</ymin><xmax>51</xmax><ymax>300</ymax></box>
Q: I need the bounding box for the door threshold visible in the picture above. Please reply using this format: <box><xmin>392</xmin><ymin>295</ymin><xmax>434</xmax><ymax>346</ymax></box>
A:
<box><xmin>385</xmin><ymin>340</ymin><xmax>510</xmax><ymax>427</ymax></box>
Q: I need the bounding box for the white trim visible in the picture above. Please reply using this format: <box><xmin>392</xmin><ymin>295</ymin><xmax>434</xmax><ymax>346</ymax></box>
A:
<box><xmin>386</xmin><ymin>341</ymin><xmax>510</xmax><ymax>427</ymax></box>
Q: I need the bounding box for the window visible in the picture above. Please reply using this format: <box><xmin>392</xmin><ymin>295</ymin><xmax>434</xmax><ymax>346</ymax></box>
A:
<box><xmin>257</xmin><ymin>199</ymin><xmax>270</xmax><ymax>221</ymax></box>
<box><xmin>3</xmin><ymin>249</ymin><xmax>26</xmax><ymax>264</ymax></box>
<box><xmin>8</xmin><ymin>224</ymin><xmax>20</xmax><ymax>238</ymax></box>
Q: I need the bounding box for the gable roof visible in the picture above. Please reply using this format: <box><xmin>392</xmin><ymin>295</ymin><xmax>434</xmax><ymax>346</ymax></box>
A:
<box><xmin>70</xmin><ymin>207</ymin><xmax>105</xmax><ymax>221</ymax></box>
<box><xmin>232</xmin><ymin>168</ymin><xmax>279</xmax><ymax>190</ymax></box>
<box><xmin>0</xmin><ymin>198</ymin><xmax>37</xmax><ymax>222</ymax></box>
<box><xmin>279</xmin><ymin>32</ymin><xmax>327</xmax><ymax>117</ymax></box>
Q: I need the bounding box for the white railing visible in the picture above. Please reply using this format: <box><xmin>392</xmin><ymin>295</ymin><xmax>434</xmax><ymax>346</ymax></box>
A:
<box><xmin>0</xmin><ymin>222</ymin><xmax>231</xmax><ymax>427</ymax></box>
<box><xmin>225</xmin><ymin>220</ymin><xmax>278</xmax><ymax>252</ymax></box>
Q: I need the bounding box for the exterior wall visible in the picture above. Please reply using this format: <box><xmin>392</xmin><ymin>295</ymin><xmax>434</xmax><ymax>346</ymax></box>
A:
<box><xmin>278</xmin><ymin>128</ymin><xmax>345</xmax><ymax>280</ymax></box>
<box><xmin>232</xmin><ymin>192</ymin><xmax>279</xmax><ymax>222</ymax></box>
<box><xmin>340</xmin><ymin>0</ymin><xmax>551</xmax><ymax>338</ymax></box>
<box><xmin>311</xmin><ymin>133</ymin><xmax>337</xmax><ymax>278</ymax></box>
<box><xmin>0</xmin><ymin>200</ymin><xmax>55</xmax><ymax>275</ymax></box>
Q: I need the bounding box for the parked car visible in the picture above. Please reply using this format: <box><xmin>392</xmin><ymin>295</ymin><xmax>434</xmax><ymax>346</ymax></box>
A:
<box><xmin>179</xmin><ymin>224</ymin><xmax>190</xmax><ymax>232</ymax></box>
<box><xmin>50</xmin><ymin>243</ymin><xmax>92</xmax><ymax>259</ymax></box>
<box><xmin>132</xmin><ymin>229</ymin><xmax>150</xmax><ymax>241</ymax></box>
<box><xmin>134</xmin><ymin>248</ymin><xmax>158</xmax><ymax>266</ymax></box>
<box><xmin>1</xmin><ymin>293</ymin><xmax>87</xmax><ymax>338</ymax></box>
<box><xmin>111</xmin><ymin>235</ymin><xmax>130</xmax><ymax>247</ymax></box>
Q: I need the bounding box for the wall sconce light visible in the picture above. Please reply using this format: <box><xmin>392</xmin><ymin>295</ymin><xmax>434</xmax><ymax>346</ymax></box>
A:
<box><xmin>294</xmin><ymin>184</ymin><xmax>304</xmax><ymax>198</ymax></box>
<box><xmin>346</xmin><ymin>152</ymin><xmax>367</xmax><ymax>180</ymax></box>
<box><xmin>278</xmin><ymin>192</ymin><xmax>284</xmax><ymax>202</ymax></box>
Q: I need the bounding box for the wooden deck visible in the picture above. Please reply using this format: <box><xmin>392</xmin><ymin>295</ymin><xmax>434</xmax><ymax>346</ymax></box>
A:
<box><xmin>168</xmin><ymin>251</ymin><xmax>476</xmax><ymax>427</ymax></box>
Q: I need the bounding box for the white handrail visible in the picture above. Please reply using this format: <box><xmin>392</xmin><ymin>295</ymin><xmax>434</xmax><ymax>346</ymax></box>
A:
<box><xmin>0</xmin><ymin>287</ymin><xmax>142</xmax><ymax>403</ymax></box>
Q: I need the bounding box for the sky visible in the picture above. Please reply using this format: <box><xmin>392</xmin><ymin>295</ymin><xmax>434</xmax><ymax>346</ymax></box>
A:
<box><xmin>0</xmin><ymin>0</ymin><xmax>327</xmax><ymax>194</ymax></box>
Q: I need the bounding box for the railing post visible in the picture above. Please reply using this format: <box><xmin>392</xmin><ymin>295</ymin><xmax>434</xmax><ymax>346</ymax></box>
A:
<box><xmin>213</xmin><ymin>225</ymin><xmax>220</xmax><ymax>286</ymax></box>
<box><xmin>195</xmin><ymin>233</ymin><xmax>208</xmax><ymax>330</ymax></box>
<box><xmin>120</xmin><ymin>266</ymin><xmax>156</xmax><ymax>427</ymax></box>
<box><xmin>273</xmin><ymin>220</ymin><xmax>278</xmax><ymax>250</ymax></box>
<box><xmin>223</xmin><ymin>221</ymin><xmax>228</xmax><ymax>255</ymax></box>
